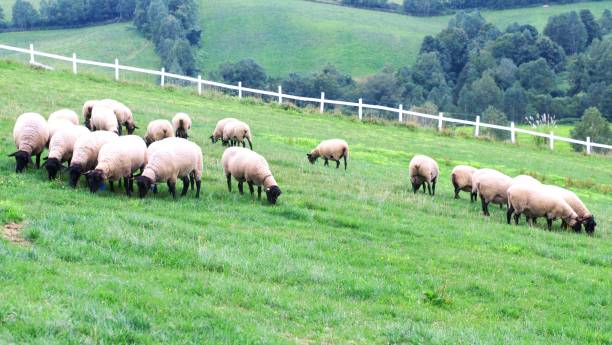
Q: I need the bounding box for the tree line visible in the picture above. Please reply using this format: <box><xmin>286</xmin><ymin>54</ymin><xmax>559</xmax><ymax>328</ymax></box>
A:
<box><xmin>214</xmin><ymin>9</ymin><xmax>611</xmax><ymax>151</ymax></box>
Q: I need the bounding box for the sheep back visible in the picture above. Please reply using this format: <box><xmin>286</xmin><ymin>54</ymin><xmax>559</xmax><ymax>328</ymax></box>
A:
<box><xmin>172</xmin><ymin>112</ymin><xmax>192</xmax><ymax>138</ymax></box>
<box><xmin>476</xmin><ymin>171</ymin><xmax>513</xmax><ymax>205</ymax></box>
<box><xmin>311</xmin><ymin>139</ymin><xmax>349</xmax><ymax>160</ymax></box>
<box><xmin>409</xmin><ymin>155</ymin><xmax>439</xmax><ymax>184</ymax></box>
<box><xmin>48</xmin><ymin>125</ymin><xmax>91</xmax><ymax>162</ymax></box>
<box><xmin>144</xmin><ymin>119</ymin><xmax>174</xmax><ymax>145</ymax></box>
<box><xmin>212</xmin><ymin>118</ymin><xmax>238</xmax><ymax>141</ymax></box>
<box><xmin>451</xmin><ymin>165</ymin><xmax>476</xmax><ymax>191</ymax></box>
<box><xmin>91</xmin><ymin>105</ymin><xmax>119</xmax><ymax>133</ymax></box>
<box><xmin>96</xmin><ymin>135</ymin><xmax>147</xmax><ymax>179</ymax></box>
<box><xmin>508</xmin><ymin>184</ymin><xmax>578</xmax><ymax>223</ymax></box>
<box><xmin>13</xmin><ymin>112</ymin><xmax>49</xmax><ymax>155</ymax></box>
<box><xmin>71</xmin><ymin>130</ymin><xmax>119</xmax><ymax>169</ymax></box>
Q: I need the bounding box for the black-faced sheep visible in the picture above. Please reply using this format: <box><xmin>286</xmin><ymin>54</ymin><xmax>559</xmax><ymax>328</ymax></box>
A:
<box><xmin>48</xmin><ymin>109</ymin><xmax>79</xmax><ymax>144</ymax></box>
<box><xmin>68</xmin><ymin>131</ymin><xmax>119</xmax><ymax>187</ymax></box>
<box><xmin>144</xmin><ymin>119</ymin><xmax>175</xmax><ymax>146</ymax></box>
<box><xmin>172</xmin><ymin>112</ymin><xmax>192</xmax><ymax>139</ymax></box>
<box><xmin>221</xmin><ymin>147</ymin><xmax>282</xmax><ymax>204</ymax></box>
<box><xmin>451</xmin><ymin>165</ymin><xmax>477</xmax><ymax>201</ymax></box>
<box><xmin>43</xmin><ymin>125</ymin><xmax>90</xmax><ymax>180</ymax></box>
<box><xmin>222</xmin><ymin>120</ymin><xmax>253</xmax><ymax>149</ymax></box>
<box><xmin>409</xmin><ymin>155</ymin><xmax>439</xmax><ymax>195</ymax></box>
<box><xmin>82</xmin><ymin>100</ymin><xmax>98</xmax><ymax>129</ymax></box>
<box><xmin>471</xmin><ymin>169</ymin><xmax>513</xmax><ymax>216</ymax></box>
<box><xmin>99</xmin><ymin>99</ymin><xmax>137</xmax><ymax>134</ymax></box>
<box><xmin>90</xmin><ymin>104</ymin><xmax>119</xmax><ymax>134</ymax></box>
<box><xmin>210</xmin><ymin>118</ymin><xmax>238</xmax><ymax>144</ymax></box>
<box><xmin>10</xmin><ymin>112</ymin><xmax>49</xmax><ymax>173</ymax></box>
<box><xmin>307</xmin><ymin>139</ymin><xmax>349</xmax><ymax>170</ymax></box>
<box><xmin>541</xmin><ymin>185</ymin><xmax>596</xmax><ymax>234</ymax></box>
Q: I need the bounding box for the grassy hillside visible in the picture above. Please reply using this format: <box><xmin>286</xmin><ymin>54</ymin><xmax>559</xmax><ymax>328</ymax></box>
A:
<box><xmin>198</xmin><ymin>0</ymin><xmax>612</xmax><ymax>77</ymax></box>
<box><xmin>0</xmin><ymin>60</ymin><xmax>610</xmax><ymax>344</ymax></box>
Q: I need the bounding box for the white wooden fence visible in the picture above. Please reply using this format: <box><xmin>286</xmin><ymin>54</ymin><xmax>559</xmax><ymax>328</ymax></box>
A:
<box><xmin>0</xmin><ymin>43</ymin><xmax>610</xmax><ymax>155</ymax></box>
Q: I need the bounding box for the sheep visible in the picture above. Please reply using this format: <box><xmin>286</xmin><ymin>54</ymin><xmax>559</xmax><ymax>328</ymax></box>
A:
<box><xmin>222</xmin><ymin>120</ymin><xmax>253</xmax><ymax>149</ymax></box>
<box><xmin>507</xmin><ymin>184</ymin><xmax>581</xmax><ymax>231</ymax></box>
<box><xmin>472</xmin><ymin>169</ymin><xmax>513</xmax><ymax>216</ymax></box>
<box><xmin>144</xmin><ymin>119</ymin><xmax>175</xmax><ymax>146</ymax></box>
<box><xmin>172</xmin><ymin>112</ymin><xmax>192</xmax><ymax>138</ymax></box>
<box><xmin>85</xmin><ymin>135</ymin><xmax>147</xmax><ymax>196</ymax></box>
<box><xmin>210</xmin><ymin>117</ymin><xmax>238</xmax><ymax>144</ymax></box>
<box><xmin>48</xmin><ymin>109</ymin><xmax>79</xmax><ymax>142</ymax></box>
<box><xmin>82</xmin><ymin>100</ymin><xmax>99</xmax><ymax>129</ymax></box>
<box><xmin>221</xmin><ymin>147</ymin><xmax>282</xmax><ymax>204</ymax></box>
<box><xmin>68</xmin><ymin>130</ymin><xmax>119</xmax><ymax>187</ymax></box>
<box><xmin>306</xmin><ymin>139</ymin><xmax>349</xmax><ymax>170</ymax></box>
<box><xmin>408</xmin><ymin>155</ymin><xmax>439</xmax><ymax>195</ymax></box>
<box><xmin>43</xmin><ymin>125</ymin><xmax>91</xmax><ymax>180</ymax></box>
<box><xmin>541</xmin><ymin>185</ymin><xmax>596</xmax><ymax>234</ymax></box>
<box><xmin>90</xmin><ymin>104</ymin><xmax>119</xmax><ymax>134</ymax></box>
<box><xmin>451</xmin><ymin>165</ymin><xmax>477</xmax><ymax>201</ymax></box>
<box><xmin>512</xmin><ymin>175</ymin><xmax>542</xmax><ymax>186</ymax></box>
<box><xmin>10</xmin><ymin>112</ymin><xmax>49</xmax><ymax>173</ymax></box>
<box><xmin>99</xmin><ymin>99</ymin><xmax>137</xmax><ymax>134</ymax></box>
<box><xmin>135</xmin><ymin>138</ymin><xmax>203</xmax><ymax>199</ymax></box>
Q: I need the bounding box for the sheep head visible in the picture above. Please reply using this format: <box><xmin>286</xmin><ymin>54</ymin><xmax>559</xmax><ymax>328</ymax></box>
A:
<box><xmin>85</xmin><ymin>169</ymin><xmax>106</xmax><ymax>193</ymax></box>
<box><xmin>68</xmin><ymin>164</ymin><xmax>84</xmax><ymax>188</ymax></box>
<box><xmin>8</xmin><ymin>150</ymin><xmax>31</xmax><ymax>173</ymax></box>
<box><xmin>43</xmin><ymin>157</ymin><xmax>65</xmax><ymax>180</ymax></box>
<box><xmin>265</xmin><ymin>185</ymin><xmax>282</xmax><ymax>205</ymax></box>
<box><xmin>306</xmin><ymin>153</ymin><xmax>317</xmax><ymax>164</ymax></box>
<box><xmin>583</xmin><ymin>216</ymin><xmax>596</xmax><ymax>235</ymax></box>
<box><xmin>135</xmin><ymin>175</ymin><xmax>153</xmax><ymax>199</ymax></box>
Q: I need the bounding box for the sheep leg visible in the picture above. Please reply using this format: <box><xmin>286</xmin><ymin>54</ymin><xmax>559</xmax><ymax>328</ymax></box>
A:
<box><xmin>168</xmin><ymin>181</ymin><xmax>177</xmax><ymax>200</ymax></box>
<box><xmin>481</xmin><ymin>196</ymin><xmax>489</xmax><ymax>216</ymax></box>
<box><xmin>335</xmin><ymin>160</ymin><xmax>340</xmax><ymax>169</ymax></box>
<box><xmin>514</xmin><ymin>212</ymin><xmax>521</xmax><ymax>225</ymax></box>
<box><xmin>527</xmin><ymin>217</ymin><xmax>534</xmax><ymax>227</ymax></box>
<box><xmin>506</xmin><ymin>205</ymin><xmax>514</xmax><ymax>224</ymax></box>
<box><xmin>432</xmin><ymin>179</ymin><xmax>436</xmax><ymax>196</ymax></box>
<box><xmin>257</xmin><ymin>186</ymin><xmax>262</xmax><ymax>199</ymax></box>
<box><xmin>195</xmin><ymin>180</ymin><xmax>201</xmax><ymax>199</ymax></box>
<box><xmin>546</xmin><ymin>218</ymin><xmax>553</xmax><ymax>231</ymax></box>
<box><xmin>129</xmin><ymin>178</ymin><xmax>134</xmax><ymax>193</ymax></box>
<box><xmin>324</xmin><ymin>158</ymin><xmax>329</xmax><ymax>166</ymax></box>
<box><xmin>241</xmin><ymin>140</ymin><xmax>245</xmax><ymax>148</ymax></box>
<box><xmin>190</xmin><ymin>173</ymin><xmax>195</xmax><ymax>190</ymax></box>
<box><xmin>226</xmin><ymin>173</ymin><xmax>232</xmax><ymax>192</ymax></box>
<box><xmin>180</xmin><ymin>176</ymin><xmax>190</xmax><ymax>196</ymax></box>
<box><xmin>246</xmin><ymin>137</ymin><xmax>253</xmax><ymax>150</ymax></box>
<box><xmin>422</xmin><ymin>183</ymin><xmax>426</xmax><ymax>193</ymax></box>
<box><xmin>470</xmin><ymin>192</ymin><xmax>477</xmax><ymax>203</ymax></box>
<box><xmin>343</xmin><ymin>155</ymin><xmax>347</xmax><ymax>170</ymax></box>
<box><xmin>238</xmin><ymin>181</ymin><xmax>244</xmax><ymax>195</ymax></box>
<box><xmin>248</xmin><ymin>181</ymin><xmax>255</xmax><ymax>197</ymax></box>
<box><xmin>109</xmin><ymin>180</ymin><xmax>115</xmax><ymax>192</ymax></box>
<box><xmin>35</xmin><ymin>153</ymin><xmax>41</xmax><ymax>169</ymax></box>
<box><xmin>124</xmin><ymin>177</ymin><xmax>131</xmax><ymax>197</ymax></box>
<box><xmin>561</xmin><ymin>219</ymin><xmax>568</xmax><ymax>230</ymax></box>
<box><xmin>117</xmin><ymin>125</ymin><xmax>123</xmax><ymax>135</ymax></box>
<box><xmin>427</xmin><ymin>182</ymin><xmax>432</xmax><ymax>195</ymax></box>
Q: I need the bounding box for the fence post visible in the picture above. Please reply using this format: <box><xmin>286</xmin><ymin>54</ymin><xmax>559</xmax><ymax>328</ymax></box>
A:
<box><xmin>197</xmin><ymin>75</ymin><xmax>202</xmax><ymax>95</ymax></box>
<box><xmin>549</xmin><ymin>132</ymin><xmax>554</xmax><ymax>150</ymax></box>
<box><xmin>114</xmin><ymin>59</ymin><xmax>119</xmax><ymax>81</ymax></box>
<box><xmin>475</xmin><ymin>116</ymin><xmax>480</xmax><ymax>137</ymax></box>
<box><xmin>320</xmin><ymin>92</ymin><xmax>325</xmax><ymax>113</ymax></box>
<box><xmin>278</xmin><ymin>85</ymin><xmax>282</xmax><ymax>104</ymax></box>
<box><xmin>358</xmin><ymin>98</ymin><xmax>363</xmax><ymax>120</ymax></box>
<box><xmin>29</xmin><ymin>43</ymin><xmax>35</xmax><ymax>64</ymax></box>
<box><xmin>586</xmin><ymin>137</ymin><xmax>591</xmax><ymax>155</ymax></box>
<box><xmin>438</xmin><ymin>112</ymin><xmax>444</xmax><ymax>131</ymax></box>
<box><xmin>238</xmin><ymin>82</ymin><xmax>242</xmax><ymax>99</ymax></box>
<box><xmin>72</xmin><ymin>53</ymin><xmax>77</xmax><ymax>74</ymax></box>
<box><xmin>510</xmin><ymin>122</ymin><xmax>516</xmax><ymax>144</ymax></box>
<box><xmin>398</xmin><ymin>104</ymin><xmax>403</xmax><ymax>122</ymax></box>
<box><xmin>160</xmin><ymin>67</ymin><xmax>165</xmax><ymax>87</ymax></box>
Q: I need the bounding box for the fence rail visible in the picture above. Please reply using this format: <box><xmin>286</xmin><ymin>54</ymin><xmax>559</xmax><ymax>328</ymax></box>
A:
<box><xmin>1</xmin><ymin>43</ymin><xmax>610</xmax><ymax>154</ymax></box>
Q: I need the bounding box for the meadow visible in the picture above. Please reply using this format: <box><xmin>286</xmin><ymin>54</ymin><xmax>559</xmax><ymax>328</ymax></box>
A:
<box><xmin>0</xmin><ymin>60</ymin><xmax>610</xmax><ymax>344</ymax></box>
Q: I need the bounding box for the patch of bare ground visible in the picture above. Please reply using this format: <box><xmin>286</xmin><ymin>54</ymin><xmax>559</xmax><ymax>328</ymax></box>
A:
<box><xmin>3</xmin><ymin>222</ymin><xmax>30</xmax><ymax>246</ymax></box>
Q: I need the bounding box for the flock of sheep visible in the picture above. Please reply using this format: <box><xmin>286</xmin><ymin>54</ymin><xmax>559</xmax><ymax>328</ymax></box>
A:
<box><xmin>9</xmin><ymin>98</ymin><xmax>596</xmax><ymax>233</ymax></box>
<box><xmin>408</xmin><ymin>155</ymin><xmax>597</xmax><ymax>234</ymax></box>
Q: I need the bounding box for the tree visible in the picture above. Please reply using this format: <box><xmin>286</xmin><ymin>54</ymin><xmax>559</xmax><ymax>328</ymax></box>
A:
<box><xmin>585</xmin><ymin>83</ymin><xmax>612</xmax><ymax>121</ymax></box>
<box><xmin>436</xmin><ymin>28</ymin><xmax>469</xmax><ymax>80</ymax></box>
<box><xmin>536</xmin><ymin>36</ymin><xmax>566</xmax><ymax>72</ymax></box>
<box><xmin>503</xmin><ymin>82</ymin><xmax>529</xmax><ymax>122</ymax></box>
<box><xmin>579</xmin><ymin>9</ymin><xmax>602</xmax><ymax>46</ymax></box>
<box><xmin>481</xmin><ymin>106</ymin><xmax>508</xmax><ymax>140</ymax></box>
<box><xmin>518</xmin><ymin>58</ymin><xmax>556</xmax><ymax>94</ymax></box>
<box><xmin>219</xmin><ymin>59</ymin><xmax>268</xmax><ymax>89</ymax></box>
<box><xmin>0</xmin><ymin>4</ymin><xmax>6</xmax><ymax>28</ymax></box>
<box><xmin>491</xmin><ymin>58</ymin><xmax>518</xmax><ymax>90</ymax></box>
<box><xmin>458</xmin><ymin>73</ymin><xmax>502</xmax><ymax>114</ymax></box>
<box><xmin>12</xmin><ymin>0</ymin><xmax>39</xmax><ymax>29</ymax></box>
<box><xmin>600</xmin><ymin>9</ymin><xmax>612</xmax><ymax>35</ymax></box>
<box><xmin>488</xmin><ymin>30</ymin><xmax>539</xmax><ymax>65</ymax></box>
<box><xmin>147</xmin><ymin>0</ymin><xmax>168</xmax><ymax>42</ymax></box>
<box><xmin>448</xmin><ymin>11</ymin><xmax>486</xmax><ymax>39</ymax></box>
<box><xmin>411</xmin><ymin>52</ymin><xmax>446</xmax><ymax>91</ymax></box>
<box><xmin>544</xmin><ymin>12</ymin><xmax>587</xmax><ymax>55</ymax></box>
<box><xmin>359</xmin><ymin>69</ymin><xmax>401</xmax><ymax>107</ymax></box>
<box><xmin>134</xmin><ymin>0</ymin><xmax>151</xmax><ymax>33</ymax></box>
<box><xmin>403</xmin><ymin>0</ymin><xmax>444</xmax><ymax>16</ymax></box>
<box><xmin>119</xmin><ymin>0</ymin><xmax>136</xmax><ymax>20</ymax></box>
<box><xmin>570</xmin><ymin>107</ymin><xmax>611</xmax><ymax>152</ymax></box>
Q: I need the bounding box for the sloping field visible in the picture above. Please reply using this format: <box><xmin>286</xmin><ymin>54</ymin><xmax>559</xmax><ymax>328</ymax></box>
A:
<box><xmin>0</xmin><ymin>60</ymin><xmax>610</xmax><ymax>344</ymax></box>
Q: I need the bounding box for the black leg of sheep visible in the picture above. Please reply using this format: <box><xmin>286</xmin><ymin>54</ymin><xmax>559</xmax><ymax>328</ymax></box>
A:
<box><xmin>324</xmin><ymin>158</ymin><xmax>329</xmax><ymax>167</ymax></box>
<box><xmin>335</xmin><ymin>160</ymin><xmax>340</xmax><ymax>169</ymax></box>
<box><xmin>257</xmin><ymin>186</ymin><xmax>262</xmax><ymax>199</ymax></box>
<box><xmin>481</xmin><ymin>196</ymin><xmax>489</xmax><ymax>216</ymax></box>
<box><xmin>514</xmin><ymin>213</ymin><xmax>520</xmax><ymax>225</ymax></box>
<box><xmin>181</xmin><ymin>176</ymin><xmax>190</xmax><ymax>196</ymax></box>
<box><xmin>226</xmin><ymin>174</ymin><xmax>232</xmax><ymax>192</ymax></box>
<box><xmin>427</xmin><ymin>183</ymin><xmax>432</xmax><ymax>195</ymax></box>
<box><xmin>238</xmin><ymin>181</ymin><xmax>244</xmax><ymax>195</ymax></box>
<box><xmin>35</xmin><ymin>153</ymin><xmax>41</xmax><ymax>169</ymax></box>
<box><xmin>432</xmin><ymin>179</ymin><xmax>437</xmax><ymax>196</ymax></box>
<box><xmin>343</xmin><ymin>155</ymin><xmax>347</xmax><ymax>170</ymax></box>
<box><xmin>506</xmin><ymin>205</ymin><xmax>514</xmax><ymax>224</ymax></box>
<box><xmin>248</xmin><ymin>181</ymin><xmax>255</xmax><ymax>198</ymax></box>
<box><xmin>124</xmin><ymin>177</ymin><xmax>131</xmax><ymax>197</ymax></box>
<box><xmin>190</xmin><ymin>173</ymin><xmax>195</xmax><ymax>191</ymax></box>
<box><xmin>195</xmin><ymin>180</ymin><xmax>201</xmax><ymax>199</ymax></box>
<box><xmin>168</xmin><ymin>181</ymin><xmax>177</xmax><ymax>200</ymax></box>
<box><xmin>109</xmin><ymin>180</ymin><xmax>115</xmax><ymax>193</ymax></box>
<box><xmin>546</xmin><ymin>218</ymin><xmax>553</xmax><ymax>231</ymax></box>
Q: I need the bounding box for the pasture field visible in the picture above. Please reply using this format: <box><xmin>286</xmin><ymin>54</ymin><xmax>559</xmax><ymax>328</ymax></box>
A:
<box><xmin>0</xmin><ymin>60</ymin><xmax>611</xmax><ymax>344</ymax></box>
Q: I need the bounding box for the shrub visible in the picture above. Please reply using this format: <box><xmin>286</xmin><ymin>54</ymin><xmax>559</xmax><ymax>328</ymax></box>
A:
<box><xmin>481</xmin><ymin>106</ymin><xmax>508</xmax><ymax>141</ymax></box>
<box><xmin>570</xmin><ymin>107</ymin><xmax>611</xmax><ymax>153</ymax></box>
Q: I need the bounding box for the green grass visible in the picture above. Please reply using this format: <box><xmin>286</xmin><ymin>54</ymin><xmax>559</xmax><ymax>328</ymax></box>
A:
<box><xmin>1</xmin><ymin>60</ymin><xmax>611</xmax><ymax>344</ymax></box>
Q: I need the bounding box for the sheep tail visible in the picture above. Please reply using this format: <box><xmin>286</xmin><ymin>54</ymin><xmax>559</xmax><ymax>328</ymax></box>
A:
<box><xmin>179</xmin><ymin>119</ymin><xmax>185</xmax><ymax>129</ymax></box>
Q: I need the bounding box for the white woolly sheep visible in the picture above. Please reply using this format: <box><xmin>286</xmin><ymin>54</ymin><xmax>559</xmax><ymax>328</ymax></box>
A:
<box><xmin>68</xmin><ymin>130</ymin><xmax>119</xmax><ymax>187</ymax></box>
<box><xmin>472</xmin><ymin>169</ymin><xmax>513</xmax><ymax>216</ymax></box>
<box><xmin>307</xmin><ymin>139</ymin><xmax>349</xmax><ymax>170</ymax></box>
<box><xmin>210</xmin><ymin>117</ymin><xmax>238</xmax><ymax>144</ymax></box>
<box><xmin>99</xmin><ymin>99</ymin><xmax>137</xmax><ymax>134</ymax></box>
<box><xmin>222</xmin><ymin>120</ymin><xmax>253</xmax><ymax>149</ymax></box>
<box><xmin>135</xmin><ymin>138</ymin><xmax>203</xmax><ymax>199</ymax></box>
<box><xmin>507</xmin><ymin>184</ymin><xmax>581</xmax><ymax>231</ymax></box>
<box><xmin>43</xmin><ymin>125</ymin><xmax>90</xmax><ymax>180</ymax></box>
<box><xmin>85</xmin><ymin>135</ymin><xmax>147</xmax><ymax>196</ymax></box>
<box><xmin>409</xmin><ymin>155</ymin><xmax>439</xmax><ymax>195</ymax></box>
<box><xmin>512</xmin><ymin>175</ymin><xmax>542</xmax><ymax>186</ymax></box>
<box><xmin>82</xmin><ymin>100</ymin><xmax>99</xmax><ymax>129</ymax></box>
<box><xmin>451</xmin><ymin>165</ymin><xmax>477</xmax><ymax>201</ymax></box>
<box><xmin>144</xmin><ymin>119</ymin><xmax>175</xmax><ymax>146</ymax></box>
<box><xmin>221</xmin><ymin>147</ymin><xmax>282</xmax><ymax>204</ymax></box>
<box><xmin>172</xmin><ymin>112</ymin><xmax>192</xmax><ymax>139</ymax></box>
<box><xmin>90</xmin><ymin>104</ymin><xmax>119</xmax><ymax>134</ymax></box>
<box><xmin>11</xmin><ymin>112</ymin><xmax>49</xmax><ymax>173</ymax></box>
<box><xmin>47</xmin><ymin>109</ymin><xmax>79</xmax><ymax>144</ymax></box>
<box><xmin>541</xmin><ymin>185</ymin><xmax>596</xmax><ymax>234</ymax></box>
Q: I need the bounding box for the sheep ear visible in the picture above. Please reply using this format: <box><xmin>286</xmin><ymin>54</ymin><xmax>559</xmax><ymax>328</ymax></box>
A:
<box><xmin>8</xmin><ymin>151</ymin><xmax>17</xmax><ymax>157</ymax></box>
<box><xmin>134</xmin><ymin>125</ymin><xmax>139</xmax><ymax>129</ymax></box>
<box><xmin>43</xmin><ymin>156</ymin><xmax>48</xmax><ymax>161</ymax></box>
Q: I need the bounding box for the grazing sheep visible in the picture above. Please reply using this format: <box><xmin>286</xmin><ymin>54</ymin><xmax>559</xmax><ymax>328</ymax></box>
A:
<box><xmin>541</xmin><ymin>185</ymin><xmax>596</xmax><ymax>234</ymax></box>
<box><xmin>507</xmin><ymin>184</ymin><xmax>581</xmax><ymax>231</ymax></box>
<box><xmin>222</xmin><ymin>120</ymin><xmax>253</xmax><ymax>149</ymax></box>
<box><xmin>512</xmin><ymin>175</ymin><xmax>542</xmax><ymax>186</ymax></box>
<box><xmin>10</xmin><ymin>112</ymin><xmax>49</xmax><ymax>173</ymax></box>
<box><xmin>307</xmin><ymin>139</ymin><xmax>349</xmax><ymax>170</ymax></box>
<box><xmin>48</xmin><ymin>109</ymin><xmax>79</xmax><ymax>143</ymax></box>
<box><xmin>135</xmin><ymin>138</ymin><xmax>203</xmax><ymax>199</ymax></box>
<box><xmin>221</xmin><ymin>147</ymin><xmax>282</xmax><ymax>204</ymax></box>
<box><xmin>210</xmin><ymin>117</ymin><xmax>238</xmax><ymax>144</ymax></box>
<box><xmin>68</xmin><ymin>131</ymin><xmax>119</xmax><ymax>187</ymax></box>
<box><xmin>144</xmin><ymin>119</ymin><xmax>175</xmax><ymax>146</ymax></box>
<box><xmin>90</xmin><ymin>104</ymin><xmax>119</xmax><ymax>134</ymax></box>
<box><xmin>85</xmin><ymin>135</ymin><xmax>147</xmax><ymax>196</ymax></box>
<box><xmin>472</xmin><ymin>169</ymin><xmax>513</xmax><ymax>216</ymax></box>
<box><xmin>99</xmin><ymin>99</ymin><xmax>137</xmax><ymax>134</ymax></box>
<box><xmin>43</xmin><ymin>125</ymin><xmax>90</xmax><ymax>180</ymax></box>
<box><xmin>451</xmin><ymin>165</ymin><xmax>477</xmax><ymax>201</ymax></box>
<box><xmin>409</xmin><ymin>155</ymin><xmax>439</xmax><ymax>195</ymax></box>
<box><xmin>172</xmin><ymin>112</ymin><xmax>192</xmax><ymax>138</ymax></box>
<box><xmin>82</xmin><ymin>100</ymin><xmax>99</xmax><ymax>129</ymax></box>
